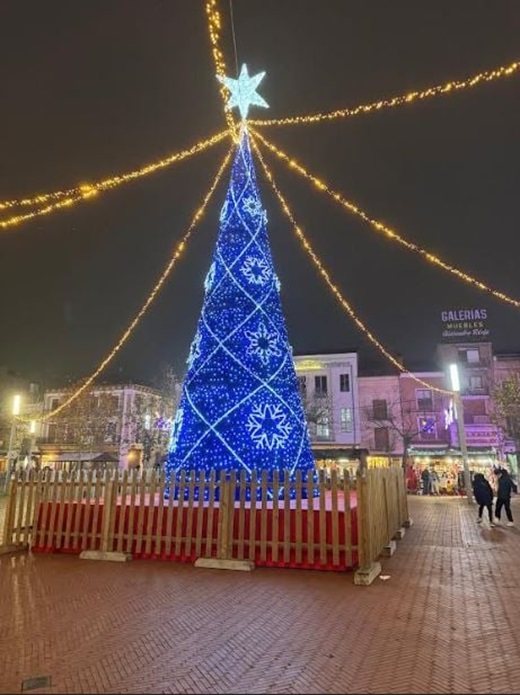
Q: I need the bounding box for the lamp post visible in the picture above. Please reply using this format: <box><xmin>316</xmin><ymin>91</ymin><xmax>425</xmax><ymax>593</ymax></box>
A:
<box><xmin>3</xmin><ymin>394</ymin><xmax>21</xmax><ymax>494</ymax></box>
<box><xmin>449</xmin><ymin>364</ymin><xmax>473</xmax><ymax>506</ymax></box>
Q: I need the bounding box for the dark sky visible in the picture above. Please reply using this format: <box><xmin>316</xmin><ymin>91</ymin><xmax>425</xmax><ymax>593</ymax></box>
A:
<box><xmin>0</xmin><ymin>0</ymin><xmax>519</xmax><ymax>387</ymax></box>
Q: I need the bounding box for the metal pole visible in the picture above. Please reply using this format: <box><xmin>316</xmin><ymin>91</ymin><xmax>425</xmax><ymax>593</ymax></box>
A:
<box><xmin>454</xmin><ymin>392</ymin><xmax>473</xmax><ymax>505</ymax></box>
<box><xmin>2</xmin><ymin>418</ymin><xmax>16</xmax><ymax>494</ymax></box>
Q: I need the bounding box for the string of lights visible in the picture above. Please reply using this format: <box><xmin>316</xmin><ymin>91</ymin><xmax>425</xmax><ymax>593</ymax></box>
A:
<box><xmin>28</xmin><ymin>145</ymin><xmax>234</xmax><ymax>423</ymax></box>
<box><xmin>251</xmin><ymin>133</ymin><xmax>453</xmax><ymax>396</ymax></box>
<box><xmin>205</xmin><ymin>0</ymin><xmax>237</xmax><ymax>135</ymax></box>
<box><xmin>0</xmin><ymin>129</ymin><xmax>229</xmax><ymax>228</ymax></box>
<box><xmin>251</xmin><ymin>127</ymin><xmax>520</xmax><ymax>311</ymax></box>
<box><xmin>249</xmin><ymin>59</ymin><xmax>520</xmax><ymax>128</ymax></box>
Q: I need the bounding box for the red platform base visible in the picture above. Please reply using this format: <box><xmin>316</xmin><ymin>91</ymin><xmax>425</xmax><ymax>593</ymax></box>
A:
<box><xmin>32</xmin><ymin>493</ymin><xmax>358</xmax><ymax>571</ymax></box>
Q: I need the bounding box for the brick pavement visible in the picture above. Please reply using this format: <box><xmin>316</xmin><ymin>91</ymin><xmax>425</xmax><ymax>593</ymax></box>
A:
<box><xmin>1</xmin><ymin>496</ymin><xmax>520</xmax><ymax>694</ymax></box>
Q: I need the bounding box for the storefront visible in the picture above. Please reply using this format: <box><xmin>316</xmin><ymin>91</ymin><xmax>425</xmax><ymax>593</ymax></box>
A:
<box><xmin>313</xmin><ymin>446</ymin><xmax>401</xmax><ymax>481</ymax></box>
<box><xmin>407</xmin><ymin>445</ymin><xmax>500</xmax><ymax>495</ymax></box>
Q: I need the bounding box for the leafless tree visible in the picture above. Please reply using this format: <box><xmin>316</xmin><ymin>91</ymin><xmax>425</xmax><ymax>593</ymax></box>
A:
<box><xmin>362</xmin><ymin>397</ymin><xmax>445</xmax><ymax>468</ymax></box>
<box><xmin>301</xmin><ymin>391</ymin><xmax>334</xmax><ymax>440</ymax></box>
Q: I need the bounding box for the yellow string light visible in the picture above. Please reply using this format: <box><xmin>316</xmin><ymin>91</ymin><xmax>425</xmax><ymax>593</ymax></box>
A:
<box><xmin>0</xmin><ymin>129</ymin><xmax>229</xmax><ymax>228</ymax></box>
<box><xmin>31</xmin><ymin>144</ymin><xmax>234</xmax><ymax>423</ymax></box>
<box><xmin>249</xmin><ymin>59</ymin><xmax>520</xmax><ymax>128</ymax></box>
<box><xmin>250</xmin><ymin>133</ymin><xmax>453</xmax><ymax>396</ymax></box>
<box><xmin>205</xmin><ymin>0</ymin><xmax>237</xmax><ymax>137</ymax></box>
<box><xmin>251</xmin><ymin>127</ymin><xmax>520</xmax><ymax>311</ymax></box>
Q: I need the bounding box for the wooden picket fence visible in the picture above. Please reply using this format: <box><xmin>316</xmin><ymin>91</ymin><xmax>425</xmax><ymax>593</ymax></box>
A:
<box><xmin>356</xmin><ymin>466</ymin><xmax>410</xmax><ymax>568</ymax></box>
<box><xmin>1</xmin><ymin>465</ymin><xmax>409</xmax><ymax>575</ymax></box>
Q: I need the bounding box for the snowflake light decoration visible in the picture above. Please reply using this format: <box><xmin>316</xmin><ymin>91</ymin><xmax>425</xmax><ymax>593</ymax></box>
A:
<box><xmin>241</xmin><ymin>255</ymin><xmax>270</xmax><ymax>285</ymax></box>
<box><xmin>242</xmin><ymin>194</ymin><xmax>263</xmax><ymax>218</ymax></box>
<box><xmin>245</xmin><ymin>322</ymin><xmax>282</xmax><ymax>365</ymax></box>
<box><xmin>246</xmin><ymin>402</ymin><xmax>292</xmax><ymax>450</ymax></box>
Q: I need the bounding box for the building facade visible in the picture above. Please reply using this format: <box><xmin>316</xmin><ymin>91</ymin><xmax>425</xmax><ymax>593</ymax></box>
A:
<box><xmin>293</xmin><ymin>352</ymin><xmax>360</xmax><ymax>459</ymax></box>
<box><xmin>39</xmin><ymin>383</ymin><xmax>177</xmax><ymax>469</ymax></box>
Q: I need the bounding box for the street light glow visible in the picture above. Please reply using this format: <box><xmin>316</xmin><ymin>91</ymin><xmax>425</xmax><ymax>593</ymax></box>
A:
<box><xmin>12</xmin><ymin>394</ymin><xmax>21</xmax><ymax>416</ymax></box>
<box><xmin>449</xmin><ymin>364</ymin><xmax>460</xmax><ymax>392</ymax></box>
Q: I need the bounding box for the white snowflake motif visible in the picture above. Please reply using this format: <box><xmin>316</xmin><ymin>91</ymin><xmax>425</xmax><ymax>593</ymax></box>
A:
<box><xmin>241</xmin><ymin>255</ymin><xmax>271</xmax><ymax>285</ymax></box>
<box><xmin>242</xmin><ymin>194</ymin><xmax>263</xmax><ymax>218</ymax></box>
<box><xmin>246</xmin><ymin>403</ymin><xmax>292</xmax><ymax>451</ymax></box>
<box><xmin>219</xmin><ymin>199</ymin><xmax>229</xmax><ymax>223</ymax></box>
<box><xmin>245</xmin><ymin>322</ymin><xmax>282</xmax><ymax>365</ymax></box>
<box><xmin>169</xmin><ymin>407</ymin><xmax>184</xmax><ymax>452</ymax></box>
<box><xmin>186</xmin><ymin>332</ymin><xmax>201</xmax><ymax>370</ymax></box>
<box><xmin>204</xmin><ymin>262</ymin><xmax>216</xmax><ymax>293</ymax></box>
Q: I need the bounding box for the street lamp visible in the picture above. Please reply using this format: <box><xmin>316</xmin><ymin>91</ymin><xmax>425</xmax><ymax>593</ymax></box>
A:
<box><xmin>449</xmin><ymin>364</ymin><xmax>473</xmax><ymax>506</ymax></box>
<box><xmin>3</xmin><ymin>394</ymin><xmax>21</xmax><ymax>493</ymax></box>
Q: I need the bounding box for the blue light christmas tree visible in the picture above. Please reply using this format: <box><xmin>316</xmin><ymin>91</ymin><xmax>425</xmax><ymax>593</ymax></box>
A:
<box><xmin>165</xmin><ymin>66</ymin><xmax>315</xmax><ymax>497</ymax></box>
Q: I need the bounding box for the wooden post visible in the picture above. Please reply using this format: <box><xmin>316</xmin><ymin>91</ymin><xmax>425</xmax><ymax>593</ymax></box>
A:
<box><xmin>80</xmin><ymin>472</ymin><xmax>131</xmax><ymax>562</ymax></box>
<box><xmin>0</xmin><ymin>476</ymin><xmax>29</xmax><ymax>555</ymax></box>
<box><xmin>195</xmin><ymin>471</ymin><xmax>254</xmax><ymax>572</ymax></box>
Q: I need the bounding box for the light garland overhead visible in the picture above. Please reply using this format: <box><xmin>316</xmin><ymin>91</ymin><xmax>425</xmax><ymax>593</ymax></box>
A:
<box><xmin>33</xmin><ymin>145</ymin><xmax>234</xmax><ymax>422</ymax></box>
<box><xmin>249</xmin><ymin>59</ymin><xmax>520</xmax><ymax>128</ymax></box>
<box><xmin>251</xmin><ymin>127</ymin><xmax>520</xmax><ymax>311</ymax></box>
<box><xmin>206</xmin><ymin>0</ymin><xmax>237</xmax><ymax>135</ymax></box>
<box><xmin>0</xmin><ymin>129</ymin><xmax>229</xmax><ymax>228</ymax></box>
<box><xmin>251</xmin><ymin>133</ymin><xmax>453</xmax><ymax>396</ymax></box>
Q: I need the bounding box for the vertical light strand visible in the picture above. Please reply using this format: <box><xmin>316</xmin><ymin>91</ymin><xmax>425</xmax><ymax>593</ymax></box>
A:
<box><xmin>39</xmin><ymin>144</ymin><xmax>235</xmax><ymax>422</ymax></box>
<box><xmin>250</xmin><ymin>133</ymin><xmax>453</xmax><ymax>396</ymax></box>
<box><xmin>205</xmin><ymin>0</ymin><xmax>237</xmax><ymax>136</ymax></box>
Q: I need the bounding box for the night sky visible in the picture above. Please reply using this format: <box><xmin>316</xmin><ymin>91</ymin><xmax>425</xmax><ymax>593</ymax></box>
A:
<box><xmin>0</xmin><ymin>1</ymin><xmax>519</xmax><ymax>387</ymax></box>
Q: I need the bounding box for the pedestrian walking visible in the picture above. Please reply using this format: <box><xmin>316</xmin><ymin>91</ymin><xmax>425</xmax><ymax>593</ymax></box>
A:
<box><xmin>472</xmin><ymin>473</ymin><xmax>494</xmax><ymax>526</ymax></box>
<box><xmin>429</xmin><ymin>468</ymin><xmax>440</xmax><ymax>495</ymax></box>
<box><xmin>421</xmin><ymin>468</ymin><xmax>430</xmax><ymax>496</ymax></box>
<box><xmin>495</xmin><ymin>468</ymin><xmax>517</xmax><ymax>526</ymax></box>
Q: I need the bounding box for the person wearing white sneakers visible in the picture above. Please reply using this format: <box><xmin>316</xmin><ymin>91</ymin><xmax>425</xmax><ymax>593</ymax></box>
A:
<box><xmin>472</xmin><ymin>473</ymin><xmax>495</xmax><ymax>527</ymax></box>
<box><xmin>494</xmin><ymin>468</ymin><xmax>517</xmax><ymax>526</ymax></box>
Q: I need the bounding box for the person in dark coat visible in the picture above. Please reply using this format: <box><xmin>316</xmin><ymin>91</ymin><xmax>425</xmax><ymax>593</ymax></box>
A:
<box><xmin>495</xmin><ymin>468</ymin><xmax>517</xmax><ymax>526</ymax></box>
<box><xmin>472</xmin><ymin>473</ymin><xmax>494</xmax><ymax>526</ymax></box>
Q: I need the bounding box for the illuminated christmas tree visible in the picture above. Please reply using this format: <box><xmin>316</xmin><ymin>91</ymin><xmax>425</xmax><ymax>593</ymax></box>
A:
<box><xmin>165</xmin><ymin>66</ymin><xmax>315</xmax><ymax>496</ymax></box>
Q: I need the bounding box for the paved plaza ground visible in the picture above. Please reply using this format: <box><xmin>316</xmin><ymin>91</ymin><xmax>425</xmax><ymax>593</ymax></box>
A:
<box><xmin>1</xmin><ymin>495</ymin><xmax>520</xmax><ymax>694</ymax></box>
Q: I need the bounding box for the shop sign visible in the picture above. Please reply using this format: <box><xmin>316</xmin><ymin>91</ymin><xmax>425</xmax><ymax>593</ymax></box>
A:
<box><xmin>465</xmin><ymin>427</ymin><xmax>500</xmax><ymax>447</ymax></box>
<box><xmin>440</xmin><ymin>308</ymin><xmax>490</xmax><ymax>342</ymax></box>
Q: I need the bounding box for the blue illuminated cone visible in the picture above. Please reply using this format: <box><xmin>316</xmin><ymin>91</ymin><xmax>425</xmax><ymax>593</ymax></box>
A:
<box><xmin>165</xmin><ymin>128</ymin><xmax>315</xmax><ymax>493</ymax></box>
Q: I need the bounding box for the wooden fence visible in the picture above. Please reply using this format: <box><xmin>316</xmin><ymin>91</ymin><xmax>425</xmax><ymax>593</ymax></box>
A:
<box><xmin>1</xmin><ymin>465</ymin><xmax>409</xmax><ymax>576</ymax></box>
<box><xmin>356</xmin><ymin>466</ymin><xmax>409</xmax><ymax>568</ymax></box>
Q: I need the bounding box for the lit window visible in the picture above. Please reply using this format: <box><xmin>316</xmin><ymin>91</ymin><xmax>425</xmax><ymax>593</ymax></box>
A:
<box><xmin>461</xmin><ymin>348</ymin><xmax>480</xmax><ymax>364</ymax></box>
<box><xmin>317</xmin><ymin>415</ymin><xmax>330</xmax><ymax>438</ymax></box>
<box><xmin>340</xmin><ymin>407</ymin><xmax>353</xmax><ymax>432</ymax></box>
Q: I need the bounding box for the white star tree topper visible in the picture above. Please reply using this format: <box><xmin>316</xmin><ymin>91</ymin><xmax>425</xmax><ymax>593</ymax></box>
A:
<box><xmin>217</xmin><ymin>64</ymin><xmax>269</xmax><ymax>120</ymax></box>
